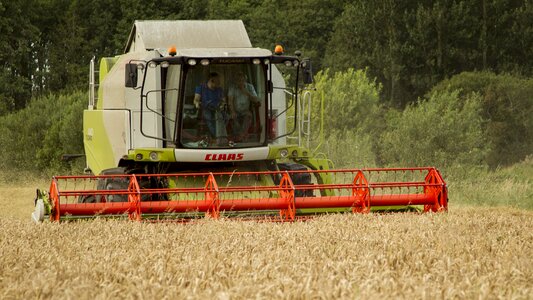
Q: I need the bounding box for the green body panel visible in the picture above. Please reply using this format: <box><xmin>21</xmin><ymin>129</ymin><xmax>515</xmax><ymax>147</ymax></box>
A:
<box><xmin>83</xmin><ymin>110</ymin><xmax>118</xmax><ymax>175</ymax></box>
<box><xmin>268</xmin><ymin>144</ymin><xmax>312</xmax><ymax>160</ymax></box>
<box><xmin>298</xmin><ymin>158</ymin><xmax>336</xmax><ymax>199</ymax></box>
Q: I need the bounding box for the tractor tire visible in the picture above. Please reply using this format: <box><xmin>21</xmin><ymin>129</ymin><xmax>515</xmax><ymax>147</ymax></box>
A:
<box><xmin>277</xmin><ymin>163</ymin><xmax>314</xmax><ymax>197</ymax></box>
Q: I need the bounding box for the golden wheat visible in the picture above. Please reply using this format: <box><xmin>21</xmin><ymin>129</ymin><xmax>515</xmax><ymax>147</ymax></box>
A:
<box><xmin>0</xmin><ymin>206</ymin><xmax>531</xmax><ymax>299</ymax></box>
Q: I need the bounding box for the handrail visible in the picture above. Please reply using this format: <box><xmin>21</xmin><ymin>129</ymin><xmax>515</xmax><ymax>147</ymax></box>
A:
<box><xmin>88</xmin><ymin>56</ymin><xmax>97</xmax><ymax>110</ymax></box>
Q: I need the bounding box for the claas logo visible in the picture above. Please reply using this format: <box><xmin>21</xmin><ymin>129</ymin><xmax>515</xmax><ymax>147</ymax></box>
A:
<box><xmin>205</xmin><ymin>153</ymin><xmax>244</xmax><ymax>161</ymax></box>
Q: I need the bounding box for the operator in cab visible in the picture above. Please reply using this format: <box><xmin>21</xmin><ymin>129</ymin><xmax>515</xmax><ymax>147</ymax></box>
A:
<box><xmin>228</xmin><ymin>71</ymin><xmax>261</xmax><ymax>142</ymax></box>
<box><xmin>193</xmin><ymin>72</ymin><xmax>228</xmax><ymax>145</ymax></box>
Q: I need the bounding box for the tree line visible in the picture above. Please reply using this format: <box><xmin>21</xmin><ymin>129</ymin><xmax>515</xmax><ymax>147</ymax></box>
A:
<box><xmin>1</xmin><ymin>0</ymin><xmax>532</xmax><ymax>114</ymax></box>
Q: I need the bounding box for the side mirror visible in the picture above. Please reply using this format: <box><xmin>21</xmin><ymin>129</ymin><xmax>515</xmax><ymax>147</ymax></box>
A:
<box><xmin>125</xmin><ymin>63</ymin><xmax>138</xmax><ymax>88</ymax></box>
<box><xmin>302</xmin><ymin>59</ymin><xmax>313</xmax><ymax>84</ymax></box>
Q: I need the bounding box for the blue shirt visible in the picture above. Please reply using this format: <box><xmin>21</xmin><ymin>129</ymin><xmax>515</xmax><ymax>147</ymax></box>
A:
<box><xmin>195</xmin><ymin>83</ymin><xmax>223</xmax><ymax>110</ymax></box>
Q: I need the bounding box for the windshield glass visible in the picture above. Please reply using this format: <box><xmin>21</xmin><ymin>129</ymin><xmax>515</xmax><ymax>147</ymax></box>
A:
<box><xmin>180</xmin><ymin>63</ymin><xmax>266</xmax><ymax>148</ymax></box>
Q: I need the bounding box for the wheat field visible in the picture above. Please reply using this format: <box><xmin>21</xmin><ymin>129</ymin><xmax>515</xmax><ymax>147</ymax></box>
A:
<box><xmin>0</xmin><ymin>181</ymin><xmax>532</xmax><ymax>299</ymax></box>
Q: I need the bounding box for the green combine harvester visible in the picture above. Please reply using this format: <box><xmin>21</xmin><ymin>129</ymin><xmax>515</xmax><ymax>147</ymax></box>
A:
<box><xmin>32</xmin><ymin>20</ymin><xmax>447</xmax><ymax>223</ymax></box>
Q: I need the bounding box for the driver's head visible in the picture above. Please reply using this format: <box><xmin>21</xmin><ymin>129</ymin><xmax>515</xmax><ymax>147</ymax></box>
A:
<box><xmin>235</xmin><ymin>71</ymin><xmax>246</xmax><ymax>82</ymax></box>
<box><xmin>207</xmin><ymin>72</ymin><xmax>221</xmax><ymax>88</ymax></box>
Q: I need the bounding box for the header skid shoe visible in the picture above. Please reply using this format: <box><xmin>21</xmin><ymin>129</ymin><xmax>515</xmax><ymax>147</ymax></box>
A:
<box><xmin>44</xmin><ymin>167</ymin><xmax>447</xmax><ymax>222</ymax></box>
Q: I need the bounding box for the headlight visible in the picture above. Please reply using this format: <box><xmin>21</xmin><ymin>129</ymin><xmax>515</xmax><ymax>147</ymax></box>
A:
<box><xmin>135</xmin><ymin>153</ymin><xmax>143</xmax><ymax>160</ymax></box>
<box><xmin>280</xmin><ymin>149</ymin><xmax>289</xmax><ymax>157</ymax></box>
<box><xmin>149</xmin><ymin>152</ymin><xmax>158</xmax><ymax>161</ymax></box>
<box><xmin>160</xmin><ymin>61</ymin><xmax>170</xmax><ymax>68</ymax></box>
<box><xmin>148</xmin><ymin>61</ymin><xmax>157</xmax><ymax>68</ymax></box>
<box><xmin>188</xmin><ymin>59</ymin><xmax>197</xmax><ymax>66</ymax></box>
<box><xmin>252</xmin><ymin>58</ymin><xmax>261</xmax><ymax>65</ymax></box>
<box><xmin>200</xmin><ymin>59</ymin><xmax>210</xmax><ymax>66</ymax></box>
<box><xmin>284</xmin><ymin>60</ymin><xmax>292</xmax><ymax>67</ymax></box>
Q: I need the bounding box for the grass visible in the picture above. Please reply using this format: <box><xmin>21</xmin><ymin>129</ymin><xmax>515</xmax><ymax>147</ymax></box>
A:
<box><xmin>447</xmin><ymin>157</ymin><xmax>533</xmax><ymax>210</ymax></box>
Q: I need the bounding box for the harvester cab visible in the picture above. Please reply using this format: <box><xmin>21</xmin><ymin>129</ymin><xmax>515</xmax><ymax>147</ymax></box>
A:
<box><xmin>84</xmin><ymin>20</ymin><xmax>313</xmax><ymax>176</ymax></box>
<box><xmin>32</xmin><ymin>20</ymin><xmax>447</xmax><ymax>223</ymax></box>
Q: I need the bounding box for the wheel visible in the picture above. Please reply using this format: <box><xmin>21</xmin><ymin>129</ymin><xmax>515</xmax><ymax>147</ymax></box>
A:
<box><xmin>277</xmin><ymin>163</ymin><xmax>314</xmax><ymax>197</ymax></box>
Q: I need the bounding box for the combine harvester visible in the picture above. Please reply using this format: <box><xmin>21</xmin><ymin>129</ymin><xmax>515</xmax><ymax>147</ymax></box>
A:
<box><xmin>32</xmin><ymin>20</ymin><xmax>447</xmax><ymax>223</ymax></box>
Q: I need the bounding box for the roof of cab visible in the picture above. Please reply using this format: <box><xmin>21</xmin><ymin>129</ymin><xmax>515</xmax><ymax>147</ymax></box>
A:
<box><xmin>125</xmin><ymin>20</ymin><xmax>253</xmax><ymax>53</ymax></box>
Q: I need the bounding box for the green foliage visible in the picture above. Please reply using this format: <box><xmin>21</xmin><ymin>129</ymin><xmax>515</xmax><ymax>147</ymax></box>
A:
<box><xmin>325</xmin><ymin>2</ymin><xmax>414</xmax><ymax>105</ymax></box>
<box><xmin>379</xmin><ymin>90</ymin><xmax>489</xmax><ymax>168</ymax></box>
<box><xmin>318</xmin><ymin>130</ymin><xmax>378</xmax><ymax>168</ymax></box>
<box><xmin>1</xmin><ymin>0</ymin><xmax>532</xmax><ymax>115</ymax></box>
<box><xmin>0</xmin><ymin>91</ymin><xmax>86</xmax><ymax>175</ymax></box>
<box><xmin>309</xmin><ymin>68</ymin><xmax>382</xmax><ymax>167</ymax></box>
<box><xmin>311</xmin><ymin>68</ymin><xmax>382</xmax><ymax>134</ymax></box>
<box><xmin>325</xmin><ymin>0</ymin><xmax>533</xmax><ymax>106</ymax></box>
<box><xmin>429</xmin><ymin>72</ymin><xmax>533</xmax><ymax>167</ymax></box>
<box><xmin>0</xmin><ymin>0</ymin><xmax>39</xmax><ymax>109</ymax></box>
